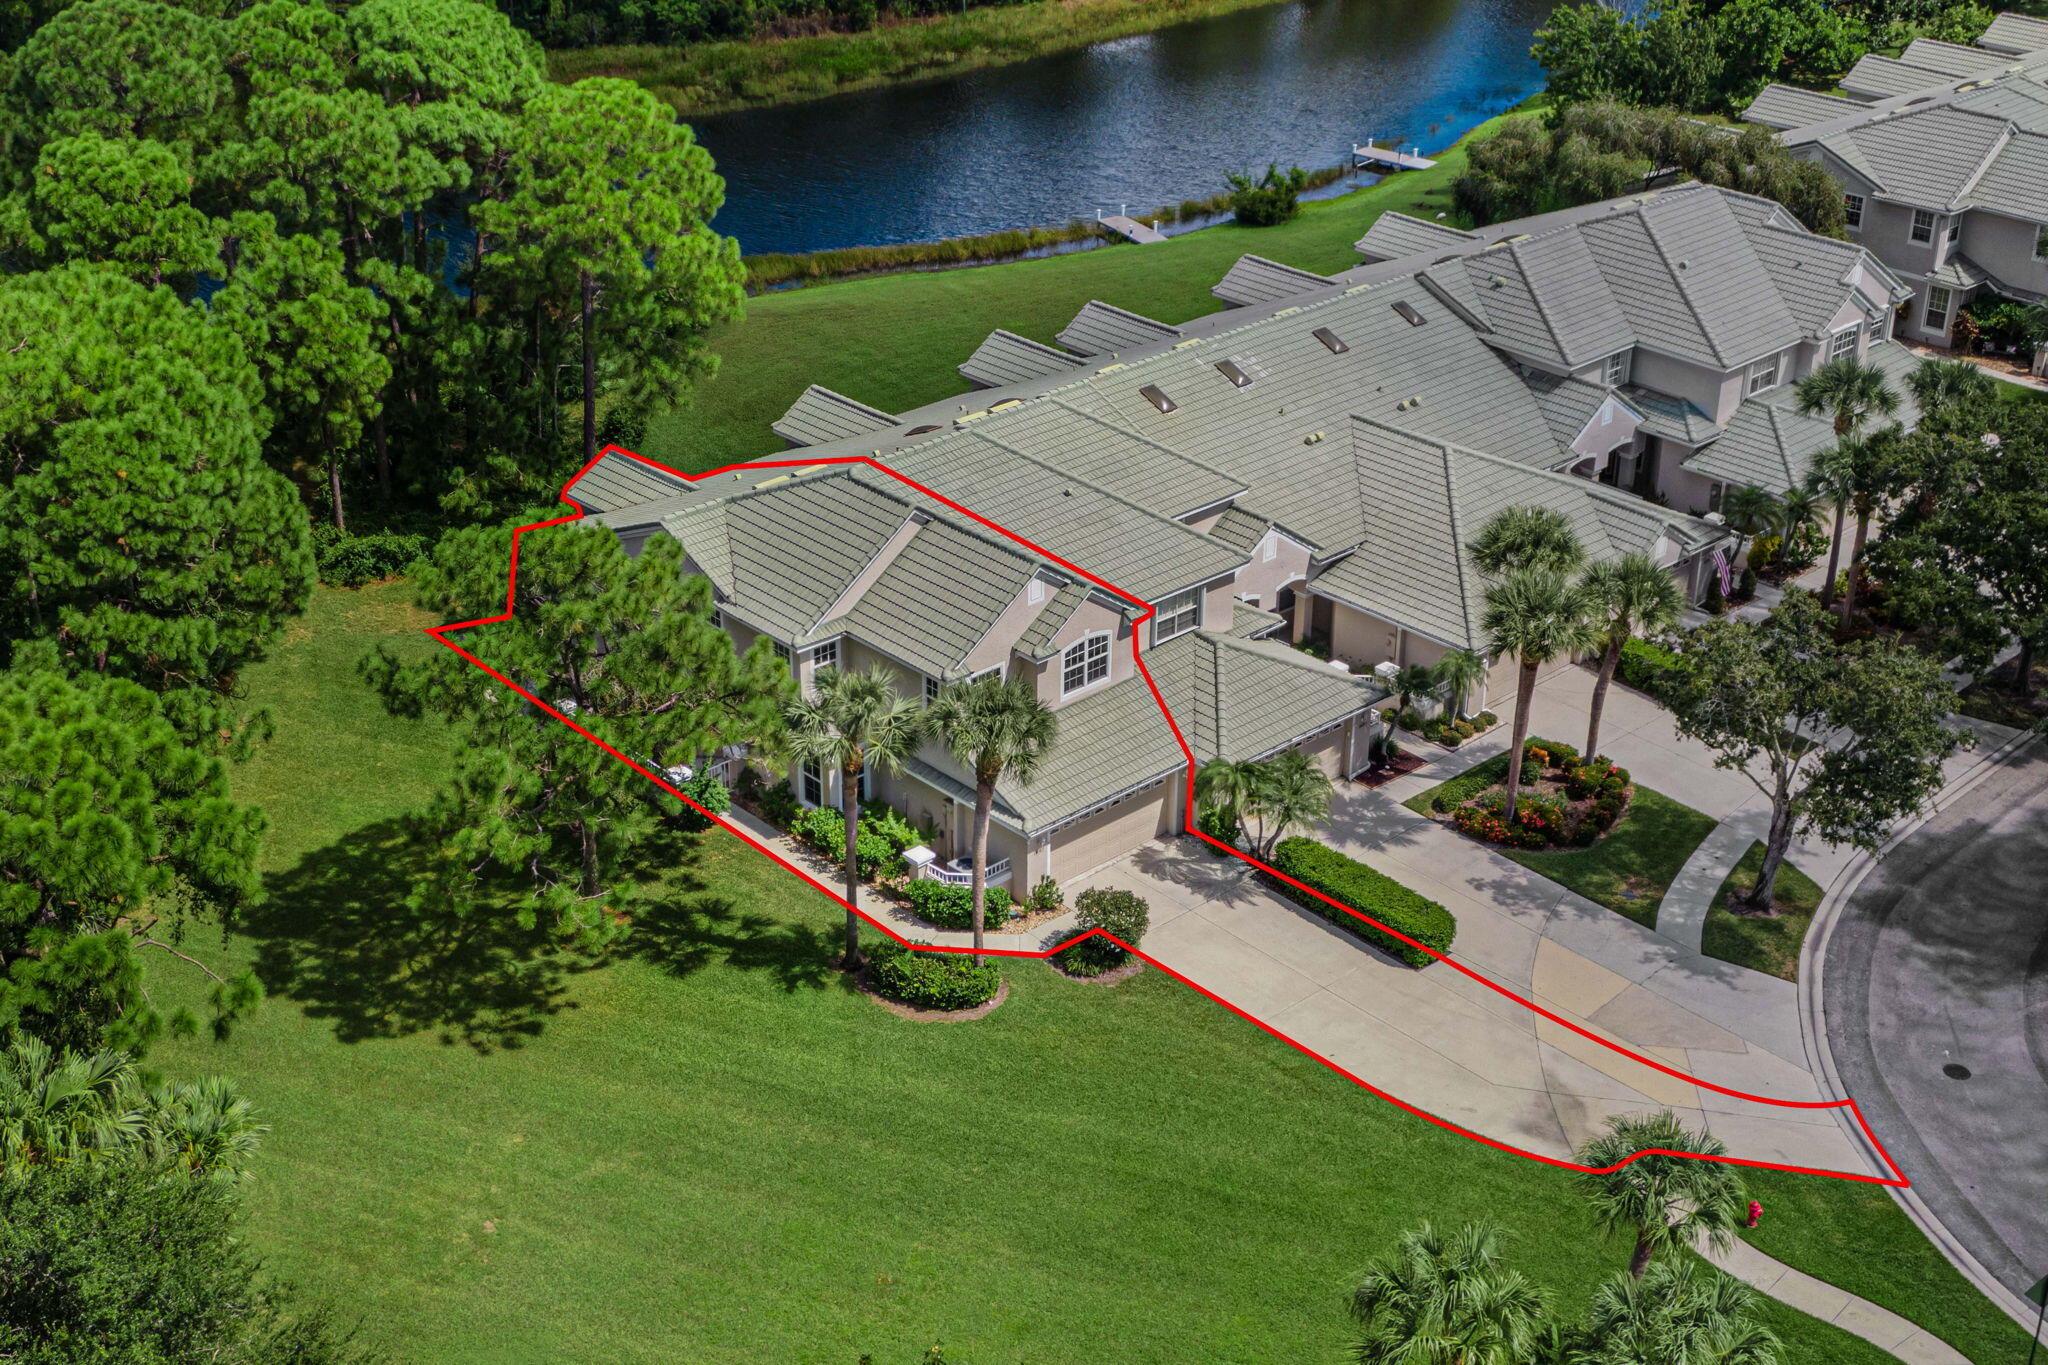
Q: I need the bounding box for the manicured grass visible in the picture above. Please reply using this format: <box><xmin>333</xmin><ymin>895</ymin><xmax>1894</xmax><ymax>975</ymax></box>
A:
<box><xmin>1700</xmin><ymin>841</ymin><xmax>1825</xmax><ymax>982</ymax></box>
<box><xmin>551</xmin><ymin>0</ymin><xmax>1299</xmax><ymax>119</ymax></box>
<box><xmin>633</xmin><ymin>108</ymin><xmax>1520</xmax><ymax>476</ymax></box>
<box><xmin>143</xmin><ymin>583</ymin><xmax>1931</xmax><ymax>1362</ymax></box>
<box><xmin>1745</xmin><ymin>1168</ymin><xmax>2041</xmax><ymax>1365</ymax></box>
<box><xmin>1401</xmin><ymin>751</ymin><xmax>1718</xmax><ymax>930</ymax></box>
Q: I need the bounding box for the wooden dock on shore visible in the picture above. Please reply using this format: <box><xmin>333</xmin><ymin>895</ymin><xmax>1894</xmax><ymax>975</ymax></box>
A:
<box><xmin>1099</xmin><ymin>214</ymin><xmax>1167</xmax><ymax>244</ymax></box>
<box><xmin>1352</xmin><ymin>142</ymin><xmax>1437</xmax><ymax>173</ymax></box>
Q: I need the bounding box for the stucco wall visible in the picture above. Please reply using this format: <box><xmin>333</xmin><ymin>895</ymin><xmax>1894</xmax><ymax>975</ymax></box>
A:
<box><xmin>1230</xmin><ymin>531</ymin><xmax>1313</xmax><ymax>611</ymax></box>
<box><xmin>1028</xmin><ymin>596</ymin><xmax>1135</xmax><ymax>707</ymax></box>
<box><xmin>1632</xmin><ymin>349</ymin><xmax>1744</xmax><ymax>424</ymax></box>
<box><xmin>1960</xmin><ymin>211</ymin><xmax>2048</xmax><ymax>300</ymax></box>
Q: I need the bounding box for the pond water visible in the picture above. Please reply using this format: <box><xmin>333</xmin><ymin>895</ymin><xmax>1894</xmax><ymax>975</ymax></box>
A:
<box><xmin>692</xmin><ymin>0</ymin><xmax>1557</xmax><ymax>255</ymax></box>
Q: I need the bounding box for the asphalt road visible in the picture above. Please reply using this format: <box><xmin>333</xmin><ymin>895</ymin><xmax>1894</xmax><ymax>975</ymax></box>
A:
<box><xmin>1825</xmin><ymin>739</ymin><xmax>2048</xmax><ymax>1303</ymax></box>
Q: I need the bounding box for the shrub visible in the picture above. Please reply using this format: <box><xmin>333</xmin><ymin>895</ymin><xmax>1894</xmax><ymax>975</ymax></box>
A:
<box><xmin>858</xmin><ymin>800</ymin><xmax>926</xmax><ymax>860</ymax></box>
<box><xmin>1397</xmin><ymin>707</ymin><xmax>1423</xmax><ymax>731</ymax></box>
<box><xmin>1617</xmin><ymin>637</ymin><xmax>1683</xmax><ymax>701</ymax></box>
<box><xmin>1703</xmin><ymin>575</ymin><xmax>1725</xmax><ymax>615</ymax></box>
<box><xmin>310</xmin><ymin>524</ymin><xmax>428</xmax><ymax>587</ymax></box>
<box><xmin>1028</xmin><ymin>876</ymin><xmax>1063</xmax><ymax>916</ymax></box>
<box><xmin>1523</xmin><ymin>737</ymin><xmax>1578</xmax><ymax>769</ymax></box>
<box><xmin>868</xmin><ymin>941</ymin><xmax>1001</xmax><ymax>1011</ymax></box>
<box><xmin>758</xmin><ymin>780</ymin><xmax>799</xmax><ymax>827</ymax></box>
<box><xmin>1197</xmin><ymin>804</ymin><xmax>1242</xmax><ymax>851</ymax></box>
<box><xmin>788</xmin><ymin>805</ymin><xmax>900</xmax><ymax>880</ymax></box>
<box><xmin>902</xmin><ymin>878</ymin><xmax>1014</xmax><ymax>931</ymax></box>
<box><xmin>1562</xmin><ymin>757</ymin><xmax>1630</xmax><ymax>801</ymax></box>
<box><xmin>1475</xmin><ymin>711</ymin><xmax>1499</xmax><ymax>728</ymax></box>
<box><xmin>1056</xmin><ymin>886</ymin><xmax>1150</xmax><ymax>976</ymax></box>
<box><xmin>1264</xmin><ymin>837</ymin><xmax>1456</xmax><ymax>968</ymax></box>
<box><xmin>1225</xmin><ymin>163</ymin><xmax>1311</xmax><ymax>226</ymax></box>
<box><xmin>1736</xmin><ymin>565</ymin><xmax>1757</xmax><ymax>601</ymax></box>
<box><xmin>1453</xmin><ymin>719</ymin><xmax>1476</xmax><ymax>739</ymax></box>
<box><xmin>668</xmin><ymin>771</ymin><xmax>730</xmax><ymax>833</ymax></box>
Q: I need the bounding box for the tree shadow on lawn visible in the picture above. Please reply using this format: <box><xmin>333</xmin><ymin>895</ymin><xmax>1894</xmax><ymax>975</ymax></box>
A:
<box><xmin>246</xmin><ymin>817</ymin><xmax>595</xmax><ymax>1052</ymax></box>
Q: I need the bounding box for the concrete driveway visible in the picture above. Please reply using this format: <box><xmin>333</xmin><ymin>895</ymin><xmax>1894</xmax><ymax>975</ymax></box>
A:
<box><xmin>1822</xmin><ymin>739</ymin><xmax>2048</xmax><ymax>1303</ymax></box>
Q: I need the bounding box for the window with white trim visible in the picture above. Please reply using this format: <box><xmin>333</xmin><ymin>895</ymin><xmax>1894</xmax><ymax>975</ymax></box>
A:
<box><xmin>1911</xmin><ymin>209</ymin><xmax>1935</xmax><ymax>244</ymax></box>
<box><xmin>1828</xmin><ymin>326</ymin><xmax>1859</xmax><ymax>361</ymax></box>
<box><xmin>809</xmin><ymin>640</ymin><xmax>837</xmax><ymax>672</ymax></box>
<box><xmin>1947</xmin><ymin>216</ymin><xmax>1961</xmax><ymax>244</ymax></box>
<box><xmin>1843</xmin><ymin>193</ymin><xmax>1864</xmax><ymax>229</ymax></box>
<box><xmin>1061</xmin><ymin>633</ymin><xmax>1110</xmax><ymax>696</ymax></box>
<box><xmin>1152</xmin><ymin>588</ymin><xmax>1201</xmax><ymax>643</ymax></box>
<box><xmin>970</xmin><ymin>665</ymin><xmax>1002</xmax><ymax>683</ymax></box>
<box><xmin>800</xmin><ymin>759</ymin><xmax>825</xmax><ymax>807</ymax></box>
<box><xmin>1745</xmin><ymin>355</ymin><xmax>1781</xmax><ymax>395</ymax></box>
<box><xmin>771</xmin><ymin>639</ymin><xmax>792</xmax><ymax>666</ymax></box>
<box><xmin>1602</xmin><ymin>350</ymin><xmax>1630</xmax><ymax>386</ymax></box>
<box><xmin>1875</xmin><ymin>308</ymin><xmax>1894</xmax><ymax>341</ymax></box>
<box><xmin>1926</xmin><ymin>285</ymin><xmax>1955</xmax><ymax>334</ymax></box>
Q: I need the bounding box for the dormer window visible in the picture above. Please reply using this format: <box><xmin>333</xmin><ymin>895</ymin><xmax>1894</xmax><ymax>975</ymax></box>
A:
<box><xmin>1602</xmin><ymin>351</ymin><xmax>1630</xmax><ymax>387</ymax></box>
<box><xmin>1061</xmin><ymin>633</ymin><xmax>1110</xmax><ymax>696</ymax></box>
<box><xmin>1911</xmin><ymin>210</ymin><xmax>1935</xmax><ymax>244</ymax></box>
<box><xmin>1828</xmin><ymin>326</ymin><xmax>1859</xmax><ymax>361</ymax></box>
<box><xmin>1843</xmin><ymin>193</ymin><xmax>1864</xmax><ymax>229</ymax></box>
<box><xmin>1153</xmin><ymin>588</ymin><xmax>1201</xmax><ymax>643</ymax></box>
<box><xmin>1745</xmin><ymin>355</ymin><xmax>1781</xmax><ymax>395</ymax></box>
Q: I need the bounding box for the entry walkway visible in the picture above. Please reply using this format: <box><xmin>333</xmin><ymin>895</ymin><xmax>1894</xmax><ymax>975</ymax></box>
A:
<box><xmin>1701</xmin><ymin>1235</ymin><xmax>1970</xmax><ymax>1365</ymax></box>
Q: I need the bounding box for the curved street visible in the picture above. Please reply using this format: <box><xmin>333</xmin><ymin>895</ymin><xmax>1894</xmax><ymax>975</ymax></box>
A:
<box><xmin>1824</xmin><ymin>739</ymin><xmax>2048</xmax><ymax>1305</ymax></box>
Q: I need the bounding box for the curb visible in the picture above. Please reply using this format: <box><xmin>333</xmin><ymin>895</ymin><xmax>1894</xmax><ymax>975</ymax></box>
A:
<box><xmin>1798</xmin><ymin>727</ymin><xmax>2046</xmax><ymax>1338</ymax></box>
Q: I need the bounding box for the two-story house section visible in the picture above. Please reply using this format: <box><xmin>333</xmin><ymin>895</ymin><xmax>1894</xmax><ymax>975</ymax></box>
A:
<box><xmin>578</xmin><ymin>184</ymin><xmax>1922</xmax><ymax>890</ymax></box>
<box><xmin>1740</xmin><ymin>29</ymin><xmax>2048</xmax><ymax>345</ymax></box>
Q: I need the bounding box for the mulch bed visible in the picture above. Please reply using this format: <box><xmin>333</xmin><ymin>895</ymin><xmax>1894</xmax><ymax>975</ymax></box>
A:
<box><xmin>1352</xmin><ymin>752</ymin><xmax>1427</xmax><ymax>788</ymax></box>
<box><xmin>857</xmin><ymin>967</ymin><xmax>1010</xmax><ymax>1022</ymax></box>
<box><xmin>1049</xmin><ymin>957</ymin><xmax>1145</xmax><ymax>986</ymax></box>
<box><xmin>1955</xmin><ymin>656</ymin><xmax>2048</xmax><ymax>728</ymax></box>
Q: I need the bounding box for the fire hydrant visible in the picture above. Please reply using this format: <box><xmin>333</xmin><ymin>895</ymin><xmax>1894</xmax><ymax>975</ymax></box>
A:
<box><xmin>1744</xmin><ymin>1200</ymin><xmax>1763</xmax><ymax>1229</ymax></box>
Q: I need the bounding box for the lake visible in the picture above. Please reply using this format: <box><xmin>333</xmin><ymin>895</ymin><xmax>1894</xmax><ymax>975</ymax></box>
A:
<box><xmin>692</xmin><ymin>0</ymin><xmax>1556</xmax><ymax>256</ymax></box>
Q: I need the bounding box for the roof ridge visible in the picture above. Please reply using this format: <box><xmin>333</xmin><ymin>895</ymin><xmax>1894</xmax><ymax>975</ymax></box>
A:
<box><xmin>1630</xmin><ymin>201</ymin><xmax>1735</xmax><ymax>368</ymax></box>
<box><xmin>1952</xmin><ymin>119</ymin><xmax>2020</xmax><ymax>206</ymax></box>
<box><xmin>1508</xmin><ymin>238</ymin><xmax>1579</xmax><ymax>365</ymax></box>
<box><xmin>1043</xmin><ymin>396</ymin><xmax>1246</xmax><ymax>487</ymax></box>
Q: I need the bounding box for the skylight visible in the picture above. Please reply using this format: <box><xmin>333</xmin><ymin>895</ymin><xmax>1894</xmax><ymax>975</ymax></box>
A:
<box><xmin>1215</xmin><ymin>359</ymin><xmax>1252</xmax><ymax>388</ymax></box>
<box><xmin>1392</xmin><ymin>301</ymin><xmax>1426</xmax><ymax>327</ymax></box>
<box><xmin>1312</xmin><ymin>327</ymin><xmax>1348</xmax><ymax>354</ymax></box>
<box><xmin>1139</xmin><ymin>384</ymin><xmax>1177</xmax><ymax>413</ymax></box>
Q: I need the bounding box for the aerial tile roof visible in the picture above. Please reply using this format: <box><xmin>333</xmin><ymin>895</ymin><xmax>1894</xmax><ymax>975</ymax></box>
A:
<box><xmin>1013</xmin><ymin>579</ymin><xmax>1096</xmax><ymax>660</ymax></box>
<box><xmin>969</xmin><ymin>398</ymin><xmax>1245</xmax><ymax>516</ymax></box>
<box><xmin>1521</xmin><ymin>371</ymin><xmax>1635</xmax><ymax>451</ymax></box>
<box><xmin>772</xmin><ymin>385</ymin><xmax>898</xmax><ymax>447</ymax></box>
<box><xmin>1212</xmin><ymin>254</ymin><xmax>1335</xmax><ymax>307</ymax></box>
<box><xmin>1457</xmin><ymin>229</ymin><xmax>1634</xmax><ymax>368</ymax></box>
<box><xmin>1978</xmin><ymin>10</ymin><xmax>2048</xmax><ymax>54</ymax></box>
<box><xmin>1742</xmin><ymin>83</ymin><xmax>1867</xmax><ymax>130</ymax></box>
<box><xmin>1619</xmin><ymin>385</ymin><xmax>1718</xmax><ymax>446</ymax></box>
<box><xmin>1842</xmin><ymin>52</ymin><xmax>1968</xmax><ymax>100</ymax></box>
<box><xmin>1354</xmin><ymin>210</ymin><xmax>1481</xmax><ymax>261</ymax></box>
<box><xmin>1054</xmin><ymin>300</ymin><xmax>1180</xmax><ymax>356</ymax></box>
<box><xmin>707</xmin><ymin>473</ymin><xmax>912</xmax><ymax>641</ymax></box>
<box><xmin>1896</xmin><ymin>37</ymin><xmax>2012</xmax><ymax>77</ymax></box>
<box><xmin>822</xmin><ymin>516</ymin><xmax>1035</xmax><ymax>676</ymax></box>
<box><xmin>569</xmin><ymin>450</ymin><xmax>693</xmax><ymax>514</ymax></box>
<box><xmin>1203</xmin><ymin>506</ymin><xmax>1273</xmax><ymax>556</ymax></box>
<box><xmin>958</xmin><ymin>329</ymin><xmax>1086</xmax><ymax>389</ymax></box>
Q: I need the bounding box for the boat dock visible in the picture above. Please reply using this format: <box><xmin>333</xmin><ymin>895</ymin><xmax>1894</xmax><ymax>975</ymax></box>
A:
<box><xmin>1099</xmin><ymin>214</ymin><xmax>1168</xmax><ymax>244</ymax></box>
<box><xmin>1352</xmin><ymin>142</ymin><xmax>1437</xmax><ymax>173</ymax></box>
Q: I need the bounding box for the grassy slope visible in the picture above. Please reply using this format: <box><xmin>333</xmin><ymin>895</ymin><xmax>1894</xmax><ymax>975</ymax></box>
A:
<box><xmin>1700</xmin><ymin>840</ymin><xmax>1825</xmax><ymax>982</ymax></box>
<box><xmin>145</xmin><ymin>583</ymin><xmax>1909</xmax><ymax>1364</ymax></box>
<box><xmin>551</xmin><ymin>0</ymin><xmax>1298</xmax><ymax>119</ymax></box>
<box><xmin>1399</xmin><ymin>750</ymin><xmax>1717</xmax><ymax>931</ymax></box>
<box><xmin>633</xmin><ymin>112</ymin><xmax>1504</xmax><ymax>476</ymax></box>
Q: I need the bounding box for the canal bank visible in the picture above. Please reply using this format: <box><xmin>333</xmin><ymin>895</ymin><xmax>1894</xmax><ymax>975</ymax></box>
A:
<box><xmin>619</xmin><ymin>0</ymin><xmax>1554</xmax><ymax>255</ymax></box>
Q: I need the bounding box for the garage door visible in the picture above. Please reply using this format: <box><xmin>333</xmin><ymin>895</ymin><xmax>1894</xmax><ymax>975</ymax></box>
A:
<box><xmin>1483</xmin><ymin>651</ymin><xmax>1575</xmax><ymax>713</ymax></box>
<box><xmin>1052</xmin><ymin>781</ymin><xmax>1177</xmax><ymax>882</ymax></box>
<box><xmin>1297</xmin><ymin>724</ymin><xmax>1347</xmax><ymax>778</ymax></box>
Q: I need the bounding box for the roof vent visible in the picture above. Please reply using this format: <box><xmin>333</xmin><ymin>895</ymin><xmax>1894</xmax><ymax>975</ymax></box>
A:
<box><xmin>1139</xmin><ymin>384</ymin><xmax>1177</xmax><ymax>414</ymax></box>
<box><xmin>1313</xmin><ymin>327</ymin><xmax>1348</xmax><ymax>354</ymax></box>
<box><xmin>1393</xmin><ymin>301</ymin><xmax>1426</xmax><ymax>326</ymax></box>
<box><xmin>1677</xmin><ymin>259</ymin><xmax>1690</xmax><ymax>271</ymax></box>
<box><xmin>1215</xmin><ymin>359</ymin><xmax>1253</xmax><ymax>388</ymax></box>
<box><xmin>1490</xmin><ymin>275</ymin><xmax>1508</xmax><ymax>288</ymax></box>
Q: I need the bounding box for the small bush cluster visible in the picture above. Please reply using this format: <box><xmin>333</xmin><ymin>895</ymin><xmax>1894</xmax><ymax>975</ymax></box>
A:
<box><xmin>1027</xmin><ymin>876</ymin><xmax>1062</xmax><ymax>916</ymax></box>
<box><xmin>310</xmin><ymin>524</ymin><xmax>428</xmax><ymax>587</ymax></box>
<box><xmin>1448</xmin><ymin>747</ymin><xmax>1632</xmax><ymax>850</ymax></box>
<box><xmin>1196</xmin><ymin>804</ymin><xmax>1242</xmax><ymax>850</ymax></box>
<box><xmin>1421</xmin><ymin>714</ymin><xmax>1479</xmax><ymax>747</ymax></box>
<box><xmin>902</xmin><ymin>878</ymin><xmax>1014</xmax><ymax>931</ymax></box>
<box><xmin>867</xmin><ymin>941</ymin><xmax>1001</xmax><ymax>1012</ymax></box>
<box><xmin>757</xmin><ymin>779</ymin><xmax>800</xmax><ymax>827</ymax></box>
<box><xmin>1265</xmin><ymin>837</ymin><xmax>1456</xmax><ymax>968</ymax></box>
<box><xmin>786</xmin><ymin>799</ymin><xmax>929</xmax><ymax>879</ymax></box>
<box><xmin>667</xmin><ymin>771</ymin><xmax>730</xmax><ymax>833</ymax></box>
<box><xmin>1616</xmin><ymin>638</ymin><xmax>1683</xmax><ymax>702</ymax></box>
<box><xmin>1522</xmin><ymin>738</ymin><xmax>1580</xmax><ymax>770</ymax></box>
<box><xmin>1225</xmin><ymin>163</ymin><xmax>1311</xmax><ymax>227</ymax></box>
<box><xmin>1055</xmin><ymin>887</ymin><xmax>1149</xmax><ymax>977</ymax></box>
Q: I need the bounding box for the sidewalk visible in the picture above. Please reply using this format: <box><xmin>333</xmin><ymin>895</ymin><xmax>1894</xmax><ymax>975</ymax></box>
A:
<box><xmin>1703</xmin><ymin>1235</ymin><xmax>1969</xmax><ymax>1365</ymax></box>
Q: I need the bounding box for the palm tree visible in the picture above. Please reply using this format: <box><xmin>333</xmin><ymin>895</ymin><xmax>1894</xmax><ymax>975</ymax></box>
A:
<box><xmin>137</xmin><ymin>1076</ymin><xmax>271</xmax><ymax>1186</ymax></box>
<box><xmin>1580</xmin><ymin>556</ymin><xmax>1687</xmax><ymax>760</ymax></box>
<box><xmin>784</xmin><ymin>666</ymin><xmax>926</xmax><ymax>969</ymax></box>
<box><xmin>1244</xmin><ymin>749</ymin><xmax>1333</xmax><ymax>857</ymax></box>
<box><xmin>1795</xmin><ymin>359</ymin><xmax>1898</xmax><ymax>611</ymax></box>
<box><xmin>1468</xmin><ymin>506</ymin><xmax>1586</xmax><ymax>577</ymax></box>
<box><xmin>1905</xmin><ymin>356</ymin><xmax>1996</xmax><ymax>416</ymax></box>
<box><xmin>1194</xmin><ymin>757</ymin><xmax>1261</xmax><ymax>847</ymax></box>
<box><xmin>1835</xmin><ymin>425</ymin><xmax>1906</xmax><ymax>633</ymax></box>
<box><xmin>1574</xmin><ymin>1111</ymin><xmax>1747</xmax><ymax>1279</ymax></box>
<box><xmin>1773</xmin><ymin>482</ymin><xmax>1823</xmax><ymax>551</ymax></box>
<box><xmin>0</xmin><ymin>1039</ymin><xmax>266</xmax><ymax>1184</ymax></box>
<box><xmin>1391</xmin><ymin>663</ymin><xmax>1436</xmax><ymax>715</ymax></box>
<box><xmin>926</xmin><ymin>674</ymin><xmax>1056</xmax><ymax>956</ymax></box>
<box><xmin>1718</xmin><ymin>483</ymin><xmax>1781</xmax><ymax>550</ymax></box>
<box><xmin>1803</xmin><ymin>447</ymin><xmax>1858</xmax><ymax>609</ymax></box>
<box><xmin>1433</xmin><ymin>649</ymin><xmax>1488</xmax><ymax>721</ymax></box>
<box><xmin>1350</xmin><ymin>1222</ymin><xmax>1550</xmax><ymax>1365</ymax></box>
<box><xmin>1575</xmin><ymin>1258</ymin><xmax>1780</xmax><ymax>1365</ymax></box>
<box><xmin>1482</xmin><ymin>570</ymin><xmax>1601</xmax><ymax>821</ymax></box>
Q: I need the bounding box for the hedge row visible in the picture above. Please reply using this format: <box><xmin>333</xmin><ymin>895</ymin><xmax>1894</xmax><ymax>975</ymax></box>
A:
<box><xmin>902</xmin><ymin>878</ymin><xmax>1014</xmax><ymax>931</ymax></box>
<box><xmin>868</xmin><ymin>941</ymin><xmax>1002</xmax><ymax>1011</ymax></box>
<box><xmin>1264</xmin><ymin>837</ymin><xmax>1456</xmax><ymax>969</ymax></box>
<box><xmin>1616</xmin><ymin>637</ymin><xmax>1683</xmax><ymax>703</ymax></box>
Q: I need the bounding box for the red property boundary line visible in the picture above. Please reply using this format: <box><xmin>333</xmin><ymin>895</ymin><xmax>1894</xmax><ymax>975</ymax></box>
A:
<box><xmin>425</xmin><ymin>443</ymin><xmax>1908</xmax><ymax>1189</ymax></box>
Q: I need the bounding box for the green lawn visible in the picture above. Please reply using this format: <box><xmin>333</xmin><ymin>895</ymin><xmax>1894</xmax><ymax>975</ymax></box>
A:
<box><xmin>1402</xmin><ymin>750</ymin><xmax>1718</xmax><ymax>930</ymax></box>
<box><xmin>137</xmin><ymin>582</ymin><xmax>1952</xmax><ymax>1363</ymax></box>
<box><xmin>1700</xmin><ymin>841</ymin><xmax>1825</xmax><ymax>982</ymax></box>
<box><xmin>634</xmin><ymin>108</ymin><xmax>1520</xmax><ymax>477</ymax></box>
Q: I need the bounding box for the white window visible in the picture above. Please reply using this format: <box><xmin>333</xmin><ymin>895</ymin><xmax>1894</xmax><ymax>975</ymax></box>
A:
<box><xmin>1947</xmin><ymin>216</ymin><xmax>1961</xmax><ymax>244</ymax></box>
<box><xmin>809</xmin><ymin>640</ymin><xmax>837</xmax><ymax>672</ymax></box>
<box><xmin>1926</xmin><ymin>285</ymin><xmax>1955</xmax><ymax>334</ymax></box>
<box><xmin>1061</xmin><ymin>633</ymin><xmax>1110</xmax><ymax>696</ymax></box>
<box><xmin>924</xmin><ymin>675</ymin><xmax>941</xmax><ymax>705</ymax></box>
<box><xmin>1602</xmin><ymin>350</ymin><xmax>1630</xmax><ymax>386</ymax></box>
<box><xmin>1745</xmin><ymin>355</ymin><xmax>1781</xmax><ymax>395</ymax></box>
<box><xmin>800</xmin><ymin>759</ymin><xmax>825</xmax><ymax>807</ymax></box>
<box><xmin>1828</xmin><ymin>326</ymin><xmax>1859</xmax><ymax>361</ymax></box>
<box><xmin>1911</xmin><ymin>209</ymin><xmax>1935</xmax><ymax>244</ymax></box>
<box><xmin>1843</xmin><ymin>193</ymin><xmax>1864</xmax><ymax>229</ymax></box>
<box><xmin>1152</xmin><ymin>588</ymin><xmax>1201</xmax><ymax>643</ymax></box>
<box><xmin>970</xmin><ymin>665</ymin><xmax>1002</xmax><ymax>683</ymax></box>
<box><xmin>1262</xmin><ymin>535</ymin><xmax>1277</xmax><ymax>563</ymax></box>
<box><xmin>1874</xmin><ymin>309</ymin><xmax>1893</xmax><ymax>342</ymax></box>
